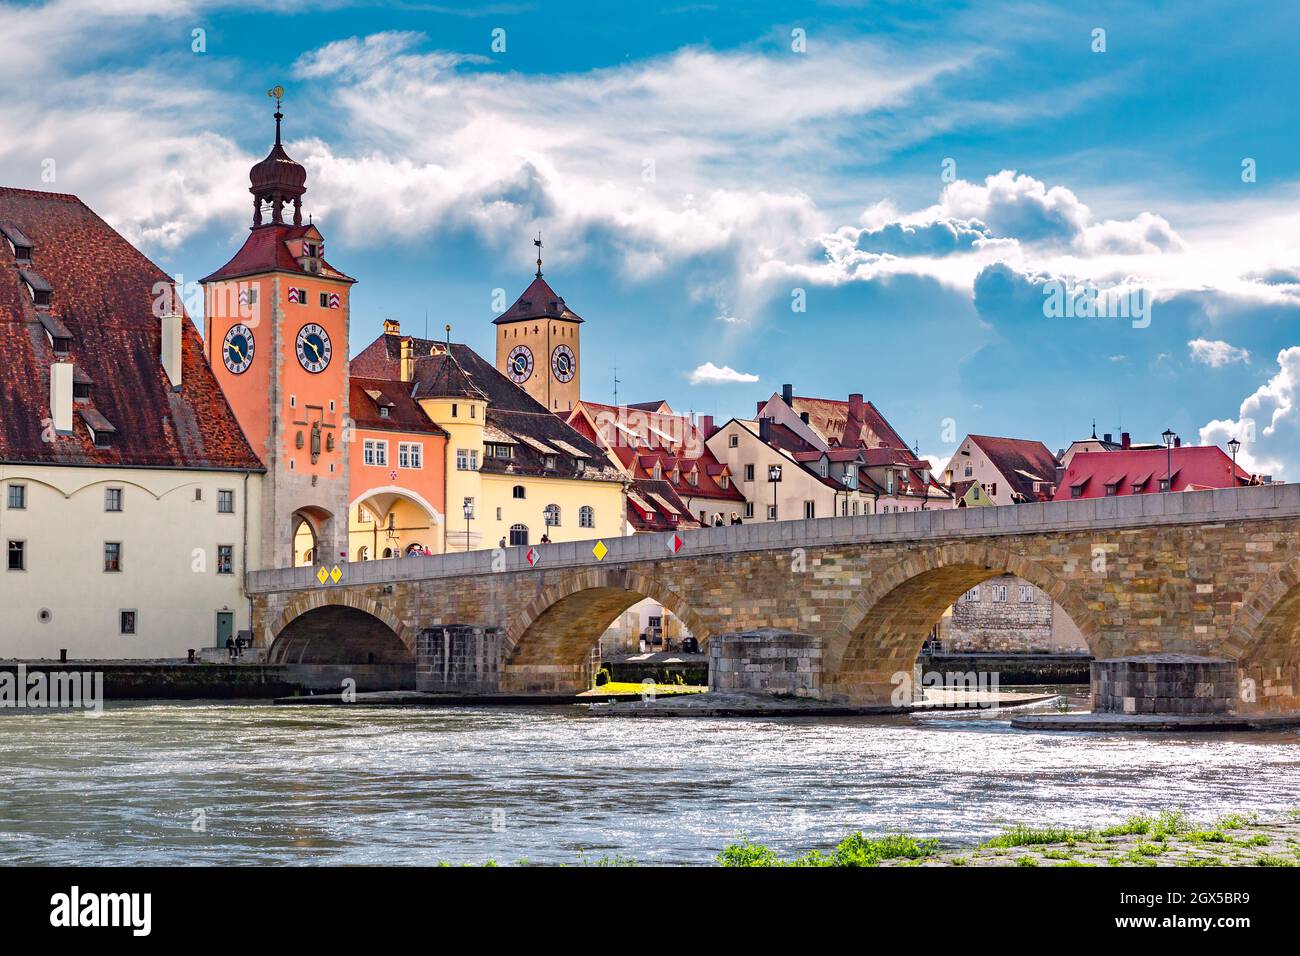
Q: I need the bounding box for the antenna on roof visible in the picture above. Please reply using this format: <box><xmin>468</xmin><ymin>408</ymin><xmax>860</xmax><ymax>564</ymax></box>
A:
<box><xmin>533</xmin><ymin>232</ymin><xmax>543</xmax><ymax>278</ymax></box>
<box><xmin>613</xmin><ymin>365</ymin><xmax>621</xmax><ymax>407</ymax></box>
<box><xmin>444</xmin><ymin>323</ymin><xmax>452</xmax><ymax>348</ymax></box>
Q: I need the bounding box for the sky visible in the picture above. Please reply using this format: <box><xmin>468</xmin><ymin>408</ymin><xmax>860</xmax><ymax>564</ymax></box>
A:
<box><xmin>2</xmin><ymin>0</ymin><xmax>1299</xmax><ymax>477</ymax></box>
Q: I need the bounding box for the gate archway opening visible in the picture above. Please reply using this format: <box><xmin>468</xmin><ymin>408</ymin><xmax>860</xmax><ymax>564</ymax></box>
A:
<box><xmin>268</xmin><ymin>604</ymin><xmax>413</xmax><ymax>666</ymax></box>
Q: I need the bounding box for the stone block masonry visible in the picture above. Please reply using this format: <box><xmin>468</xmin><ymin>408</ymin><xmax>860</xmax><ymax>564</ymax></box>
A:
<box><xmin>710</xmin><ymin>629</ymin><xmax>823</xmax><ymax>698</ymax></box>
<box><xmin>416</xmin><ymin>625</ymin><xmax>500</xmax><ymax>694</ymax></box>
<box><xmin>1092</xmin><ymin>655</ymin><xmax>1237</xmax><ymax>715</ymax></box>
<box><xmin>250</xmin><ymin>484</ymin><xmax>1300</xmax><ymax>713</ymax></box>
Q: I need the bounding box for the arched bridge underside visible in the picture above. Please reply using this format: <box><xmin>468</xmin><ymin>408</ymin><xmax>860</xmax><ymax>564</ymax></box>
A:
<box><xmin>249</xmin><ymin>485</ymin><xmax>1300</xmax><ymax>711</ymax></box>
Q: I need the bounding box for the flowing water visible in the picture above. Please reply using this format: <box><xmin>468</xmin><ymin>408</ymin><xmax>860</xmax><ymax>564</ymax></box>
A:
<box><xmin>1</xmin><ymin>694</ymin><xmax>1297</xmax><ymax>865</ymax></box>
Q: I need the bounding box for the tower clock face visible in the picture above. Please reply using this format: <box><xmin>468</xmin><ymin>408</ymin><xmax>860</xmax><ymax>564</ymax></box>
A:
<box><xmin>222</xmin><ymin>323</ymin><xmax>255</xmax><ymax>374</ymax></box>
<box><xmin>551</xmin><ymin>344</ymin><xmax>576</xmax><ymax>383</ymax></box>
<box><xmin>507</xmin><ymin>344</ymin><xmax>534</xmax><ymax>383</ymax></box>
<box><xmin>295</xmin><ymin>323</ymin><xmax>333</xmax><ymax>373</ymax></box>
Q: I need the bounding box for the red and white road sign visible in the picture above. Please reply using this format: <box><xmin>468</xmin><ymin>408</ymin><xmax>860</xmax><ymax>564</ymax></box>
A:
<box><xmin>666</xmin><ymin>532</ymin><xmax>683</xmax><ymax>554</ymax></box>
<box><xmin>526</xmin><ymin>546</ymin><xmax>540</xmax><ymax>566</ymax></box>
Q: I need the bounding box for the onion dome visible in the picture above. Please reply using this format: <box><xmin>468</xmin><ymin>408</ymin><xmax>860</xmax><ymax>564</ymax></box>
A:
<box><xmin>249</xmin><ymin>106</ymin><xmax>306</xmax><ymax>227</ymax></box>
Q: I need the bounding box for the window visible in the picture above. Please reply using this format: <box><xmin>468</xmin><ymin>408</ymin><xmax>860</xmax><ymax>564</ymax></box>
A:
<box><xmin>379</xmin><ymin>407</ymin><xmax>389</xmax><ymax>418</ymax></box>
<box><xmin>104</xmin><ymin>487</ymin><xmax>123</xmax><ymax>512</ymax></box>
<box><xmin>767</xmin><ymin>504</ymin><xmax>777</xmax><ymax>520</ymax></box>
<box><xmin>217</xmin><ymin>489</ymin><xmax>235</xmax><ymax>514</ymax></box>
<box><xmin>803</xmin><ymin>501</ymin><xmax>815</xmax><ymax>519</ymax></box>
<box><xmin>963</xmin><ymin>586</ymin><xmax>981</xmax><ymax>603</ymax></box>
<box><xmin>1104</xmin><ymin>483</ymin><xmax>1118</xmax><ymax>497</ymax></box>
<box><xmin>744</xmin><ymin>464</ymin><xmax>755</xmax><ymax>482</ymax></box>
<box><xmin>287</xmin><ymin>286</ymin><xmax>305</xmax><ymax>305</ymax></box>
<box><xmin>451</xmin><ymin>403</ymin><xmax>459</xmax><ymax>418</ymax></box>
<box><xmin>470</xmin><ymin>405</ymin><xmax>477</xmax><ymax>420</ymax></box>
<box><xmin>217</xmin><ymin>544</ymin><xmax>234</xmax><ymax>575</ymax></box>
<box><xmin>964</xmin><ymin>464</ymin><xmax>973</xmax><ymax>477</ymax></box>
<box><xmin>512</xmin><ymin>485</ymin><xmax>526</xmax><ymax>499</ymax></box>
<box><xmin>496</xmin><ymin>507</ymin><xmax>502</xmax><ymax>521</ymax></box>
<box><xmin>509</xmin><ymin>523</ymin><xmax>529</xmax><ymax>547</ymax></box>
<box><xmin>1071</xmin><ymin>484</ymin><xmax>1084</xmax><ymax>499</ymax></box>
<box><xmin>7</xmin><ymin>484</ymin><xmax>25</xmax><ymax>509</ymax></box>
<box><xmin>7</xmin><ymin>540</ymin><xmax>24</xmax><ymax>571</ymax></box>
<box><xmin>720</xmin><ymin>475</ymin><xmax>729</xmax><ymax>490</ymax></box>
<box><xmin>744</xmin><ymin>502</ymin><xmax>754</xmax><ymax>519</ymax></box>
<box><xmin>544</xmin><ymin>504</ymin><xmax>561</xmax><ymax>526</ymax></box>
<box><xmin>1018</xmin><ymin>585</ymin><xmax>1034</xmax><ymax>603</ymax></box>
<box><xmin>318</xmin><ymin>291</ymin><xmax>329</xmax><ymax>308</ymax></box>
<box><xmin>104</xmin><ymin>542</ymin><xmax>122</xmax><ymax>572</ymax></box>
<box><xmin>364</xmin><ymin>439</ymin><xmax>388</xmax><ymax>467</ymax></box>
<box><xmin>729</xmin><ymin>434</ymin><xmax>739</xmax><ymax>448</ymax></box>
<box><xmin>1159</xmin><ymin>478</ymin><xmax>1171</xmax><ymax>492</ymax></box>
<box><xmin>399</xmin><ymin>442</ymin><xmax>423</xmax><ymax>469</ymax></box>
<box><xmin>991</xmin><ymin>584</ymin><xmax>1008</xmax><ymax>603</ymax></box>
<box><xmin>456</xmin><ymin>448</ymin><xmax>478</xmax><ymax>471</ymax></box>
<box><xmin>246</xmin><ymin>286</ymin><xmax>259</xmax><ymax>307</ymax></box>
<box><xmin>544</xmin><ymin>454</ymin><xmax>557</xmax><ymax>470</ymax></box>
<box><xmin>119</xmin><ymin>610</ymin><xmax>137</xmax><ymax>635</ymax></box>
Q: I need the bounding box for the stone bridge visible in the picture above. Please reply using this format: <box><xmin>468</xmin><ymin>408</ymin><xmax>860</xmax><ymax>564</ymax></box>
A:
<box><xmin>246</xmin><ymin>483</ymin><xmax>1300</xmax><ymax>712</ymax></box>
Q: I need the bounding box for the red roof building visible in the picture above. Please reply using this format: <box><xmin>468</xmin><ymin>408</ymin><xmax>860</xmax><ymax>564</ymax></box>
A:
<box><xmin>1054</xmin><ymin>444</ymin><xmax>1256</xmax><ymax>500</ymax></box>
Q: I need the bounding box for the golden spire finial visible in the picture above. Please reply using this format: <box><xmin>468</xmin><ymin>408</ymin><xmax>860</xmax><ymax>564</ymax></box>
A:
<box><xmin>534</xmin><ymin>231</ymin><xmax>543</xmax><ymax>277</ymax></box>
<box><xmin>267</xmin><ymin>85</ymin><xmax>285</xmax><ymax>143</ymax></box>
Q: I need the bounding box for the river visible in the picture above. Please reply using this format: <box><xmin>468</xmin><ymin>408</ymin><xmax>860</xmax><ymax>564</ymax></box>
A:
<box><xmin>2</xmin><ymin>694</ymin><xmax>1297</xmax><ymax>865</ymax></box>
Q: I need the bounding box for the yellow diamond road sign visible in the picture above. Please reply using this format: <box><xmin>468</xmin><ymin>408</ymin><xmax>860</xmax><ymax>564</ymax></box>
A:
<box><xmin>315</xmin><ymin>566</ymin><xmax>328</xmax><ymax>585</ymax></box>
<box><xmin>593</xmin><ymin>540</ymin><xmax>608</xmax><ymax>561</ymax></box>
<box><xmin>330</xmin><ymin>565</ymin><xmax>343</xmax><ymax>584</ymax></box>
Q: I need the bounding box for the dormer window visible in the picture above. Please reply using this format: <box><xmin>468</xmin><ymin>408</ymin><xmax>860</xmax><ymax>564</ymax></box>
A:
<box><xmin>379</xmin><ymin>407</ymin><xmax>390</xmax><ymax>418</ymax></box>
<box><xmin>1</xmin><ymin>224</ymin><xmax>32</xmax><ymax>263</ymax></box>
<box><xmin>544</xmin><ymin>454</ymin><xmax>557</xmax><ymax>470</ymax></box>
<box><xmin>80</xmin><ymin>408</ymin><xmax>116</xmax><ymax>448</ymax></box>
<box><xmin>20</xmin><ymin>270</ymin><xmax>52</xmax><ymax>308</ymax></box>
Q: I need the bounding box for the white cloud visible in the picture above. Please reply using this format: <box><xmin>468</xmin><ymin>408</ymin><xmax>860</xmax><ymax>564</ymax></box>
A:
<box><xmin>1188</xmin><ymin>338</ymin><xmax>1250</xmax><ymax>368</ymax></box>
<box><xmin>689</xmin><ymin>362</ymin><xmax>759</xmax><ymax>385</ymax></box>
<box><xmin>1198</xmin><ymin>346</ymin><xmax>1300</xmax><ymax>478</ymax></box>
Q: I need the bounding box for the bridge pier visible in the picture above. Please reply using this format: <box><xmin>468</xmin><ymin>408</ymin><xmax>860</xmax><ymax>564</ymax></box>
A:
<box><xmin>415</xmin><ymin>625</ymin><xmax>592</xmax><ymax>696</ymax></box>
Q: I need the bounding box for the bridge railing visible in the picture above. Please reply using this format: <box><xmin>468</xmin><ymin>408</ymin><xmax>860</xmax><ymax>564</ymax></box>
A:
<box><xmin>245</xmin><ymin>481</ymin><xmax>1297</xmax><ymax>594</ymax></box>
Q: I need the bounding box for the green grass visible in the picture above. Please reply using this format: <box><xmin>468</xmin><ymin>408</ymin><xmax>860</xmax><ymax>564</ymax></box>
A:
<box><xmin>716</xmin><ymin>831</ymin><xmax>939</xmax><ymax>867</ymax></box>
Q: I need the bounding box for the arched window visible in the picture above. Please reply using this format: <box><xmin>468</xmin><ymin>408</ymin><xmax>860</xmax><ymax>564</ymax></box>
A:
<box><xmin>509</xmin><ymin>523</ymin><xmax>529</xmax><ymax>547</ymax></box>
<box><xmin>579</xmin><ymin>505</ymin><xmax>594</xmax><ymax>528</ymax></box>
<box><xmin>405</xmin><ymin>543</ymin><xmax>426</xmax><ymax>556</ymax></box>
<box><xmin>357</xmin><ymin>546</ymin><xmax>369</xmax><ymax>561</ymax></box>
<box><xmin>513</xmin><ymin>485</ymin><xmax>526</xmax><ymax>499</ymax></box>
<box><xmin>544</xmin><ymin>504</ymin><xmax>561</xmax><ymax>527</ymax></box>
<box><xmin>303</xmin><ymin>548</ymin><xmax>314</xmax><ymax>563</ymax></box>
<box><xmin>382</xmin><ymin>547</ymin><xmax>393</xmax><ymax>558</ymax></box>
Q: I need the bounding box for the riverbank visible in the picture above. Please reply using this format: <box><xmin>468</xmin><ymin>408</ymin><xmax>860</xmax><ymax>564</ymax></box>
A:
<box><xmin>714</xmin><ymin>811</ymin><xmax>1300</xmax><ymax>867</ymax></box>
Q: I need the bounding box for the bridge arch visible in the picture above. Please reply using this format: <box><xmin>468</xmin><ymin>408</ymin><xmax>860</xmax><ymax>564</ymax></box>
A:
<box><xmin>1228</xmin><ymin>554</ymin><xmax>1300</xmax><ymax>668</ymax></box>
<box><xmin>826</xmin><ymin>542</ymin><xmax>1105</xmax><ymax>703</ymax></box>
<box><xmin>267</xmin><ymin>591</ymin><xmax>415</xmax><ymax>664</ymax></box>
<box><xmin>504</xmin><ymin>568</ymin><xmax>708</xmax><ymax>667</ymax></box>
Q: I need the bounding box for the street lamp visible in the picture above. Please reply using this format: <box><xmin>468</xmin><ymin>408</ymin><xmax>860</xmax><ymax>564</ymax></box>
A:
<box><xmin>462</xmin><ymin>497</ymin><xmax>473</xmax><ymax>552</ymax></box>
<box><xmin>1162</xmin><ymin>429</ymin><xmax>1176</xmax><ymax>492</ymax></box>
<box><xmin>768</xmin><ymin>464</ymin><xmax>782</xmax><ymax>521</ymax></box>
<box><xmin>1228</xmin><ymin>437</ymin><xmax>1242</xmax><ymax>484</ymax></box>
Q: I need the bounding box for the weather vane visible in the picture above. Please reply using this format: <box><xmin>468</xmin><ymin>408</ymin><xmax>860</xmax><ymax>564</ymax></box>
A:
<box><xmin>534</xmin><ymin>232</ymin><xmax>543</xmax><ymax>277</ymax></box>
<box><xmin>267</xmin><ymin>85</ymin><xmax>284</xmax><ymax>110</ymax></box>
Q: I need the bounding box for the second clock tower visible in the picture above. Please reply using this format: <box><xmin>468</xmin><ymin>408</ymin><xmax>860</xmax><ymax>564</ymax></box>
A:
<box><xmin>494</xmin><ymin>240</ymin><xmax>583</xmax><ymax>411</ymax></box>
<box><xmin>202</xmin><ymin>94</ymin><xmax>355</xmax><ymax>570</ymax></box>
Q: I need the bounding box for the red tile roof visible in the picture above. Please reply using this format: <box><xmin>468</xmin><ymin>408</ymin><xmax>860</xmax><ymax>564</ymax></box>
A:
<box><xmin>786</xmin><ymin>395</ymin><xmax>909</xmax><ymax>450</ymax></box>
<box><xmin>349</xmin><ymin>377</ymin><xmax>447</xmax><ymax>435</ymax></box>
<box><xmin>968</xmin><ymin>434</ymin><xmax>1060</xmax><ymax>502</ymax></box>
<box><xmin>1054</xmin><ymin>445</ymin><xmax>1253</xmax><ymax>499</ymax></box>
<box><xmin>0</xmin><ymin>187</ymin><xmax>262</xmax><ymax>471</ymax></box>
<box><xmin>201</xmin><ymin>223</ymin><xmax>354</xmax><ymax>284</ymax></box>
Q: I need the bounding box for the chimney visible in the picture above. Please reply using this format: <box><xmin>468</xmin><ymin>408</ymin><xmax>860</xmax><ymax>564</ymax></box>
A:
<box><xmin>50</xmin><ymin>362</ymin><xmax>73</xmax><ymax>434</ymax></box>
<box><xmin>848</xmin><ymin>392</ymin><xmax>864</xmax><ymax>421</ymax></box>
<box><xmin>1121</xmin><ymin>432</ymin><xmax>1130</xmax><ymax>449</ymax></box>
<box><xmin>161</xmin><ymin>311</ymin><xmax>183</xmax><ymax>389</ymax></box>
<box><xmin>699</xmin><ymin>414</ymin><xmax>714</xmax><ymax>437</ymax></box>
<box><xmin>782</xmin><ymin>383</ymin><xmax>793</xmax><ymax>407</ymax></box>
<box><xmin>383</xmin><ymin>319</ymin><xmax>401</xmax><ymax>335</ymax></box>
<box><xmin>758</xmin><ymin>417</ymin><xmax>773</xmax><ymax>443</ymax></box>
<box><xmin>1103</xmin><ymin>432</ymin><xmax>1112</xmax><ymax>444</ymax></box>
<box><xmin>800</xmin><ymin>412</ymin><xmax>810</xmax><ymax>425</ymax></box>
<box><xmin>400</xmin><ymin>336</ymin><xmax>414</xmax><ymax>383</ymax></box>
<box><xmin>1174</xmin><ymin>436</ymin><xmax>1181</xmax><ymax>448</ymax></box>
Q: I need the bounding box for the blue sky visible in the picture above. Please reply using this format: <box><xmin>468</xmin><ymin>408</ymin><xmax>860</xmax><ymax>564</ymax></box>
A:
<box><xmin>3</xmin><ymin>0</ymin><xmax>1299</xmax><ymax>475</ymax></box>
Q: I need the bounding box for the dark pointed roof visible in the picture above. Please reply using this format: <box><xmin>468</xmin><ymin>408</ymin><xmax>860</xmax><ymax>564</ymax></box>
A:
<box><xmin>492</xmin><ymin>275</ymin><xmax>583</xmax><ymax>325</ymax></box>
<box><xmin>412</xmin><ymin>347</ymin><xmax>487</xmax><ymax>401</ymax></box>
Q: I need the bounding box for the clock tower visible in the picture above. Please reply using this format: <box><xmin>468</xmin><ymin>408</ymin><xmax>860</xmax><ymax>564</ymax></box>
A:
<box><xmin>494</xmin><ymin>237</ymin><xmax>583</xmax><ymax>411</ymax></box>
<box><xmin>201</xmin><ymin>90</ymin><xmax>355</xmax><ymax>570</ymax></box>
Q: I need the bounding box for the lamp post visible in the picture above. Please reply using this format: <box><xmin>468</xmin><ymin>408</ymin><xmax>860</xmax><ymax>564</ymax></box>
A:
<box><xmin>768</xmin><ymin>464</ymin><xmax>782</xmax><ymax>521</ymax></box>
<box><xmin>462</xmin><ymin>497</ymin><xmax>473</xmax><ymax>552</ymax></box>
<box><xmin>1162</xmin><ymin>429</ymin><xmax>1176</xmax><ymax>492</ymax></box>
<box><xmin>1228</xmin><ymin>437</ymin><xmax>1241</xmax><ymax>485</ymax></box>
